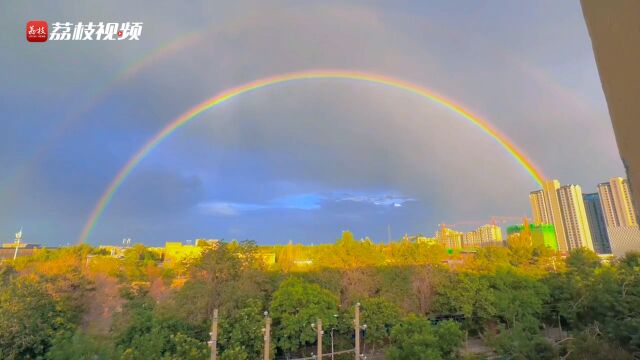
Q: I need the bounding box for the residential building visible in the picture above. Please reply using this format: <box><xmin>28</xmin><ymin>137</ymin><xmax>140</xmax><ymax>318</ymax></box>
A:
<box><xmin>557</xmin><ymin>184</ymin><xmax>594</xmax><ymax>251</ymax></box>
<box><xmin>462</xmin><ymin>224</ymin><xmax>503</xmax><ymax>247</ymax></box>
<box><xmin>583</xmin><ymin>193</ymin><xmax>612</xmax><ymax>254</ymax></box>
<box><xmin>436</xmin><ymin>225</ymin><xmax>463</xmax><ymax>249</ymax></box>
<box><xmin>530</xmin><ymin>190</ymin><xmax>551</xmax><ymax>224</ymax></box>
<box><xmin>597</xmin><ymin>177</ymin><xmax>638</xmax><ymax>227</ymax></box>
<box><xmin>606</xmin><ymin>226</ymin><xmax>640</xmax><ymax>257</ymax></box>
<box><xmin>595</xmin><ymin>178</ymin><xmax>640</xmax><ymax>256</ymax></box>
<box><xmin>529</xmin><ymin>179</ymin><xmax>571</xmax><ymax>252</ymax></box>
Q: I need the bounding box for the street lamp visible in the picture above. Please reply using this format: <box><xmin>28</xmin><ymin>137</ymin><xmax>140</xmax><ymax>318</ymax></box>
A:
<box><xmin>360</xmin><ymin>324</ymin><xmax>368</xmax><ymax>358</ymax></box>
<box><xmin>330</xmin><ymin>314</ymin><xmax>338</xmax><ymax>360</ymax></box>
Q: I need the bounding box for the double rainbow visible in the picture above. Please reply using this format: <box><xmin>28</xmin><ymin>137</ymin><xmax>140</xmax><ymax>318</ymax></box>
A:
<box><xmin>78</xmin><ymin>70</ymin><xmax>545</xmax><ymax>243</ymax></box>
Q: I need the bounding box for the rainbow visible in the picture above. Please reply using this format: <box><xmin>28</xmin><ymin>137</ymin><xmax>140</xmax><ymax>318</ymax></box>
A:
<box><xmin>78</xmin><ymin>70</ymin><xmax>545</xmax><ymax>244</ymax></box>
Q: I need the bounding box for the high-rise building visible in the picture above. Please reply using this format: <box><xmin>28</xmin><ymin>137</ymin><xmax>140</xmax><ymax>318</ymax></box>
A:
<box><xmin>529</xmin><ymin>190</ymin><xmax>551</xmax><ymax>224</ymax></box>
<box><xmin>530</xmin><ymin>180</ymin><xmax>597</xmax><ymax>252</ymax></box>
<box><xmin>583</xmin><ymin>193</ymin><xmax>612</xmax><ymax>254</ymax></box>
<box><xmin>597</xmin><ymin>177</ymin><xmax>638</xmax><ymax>227</ymax></box>
<box><xmin>595</xmin><ymin>178</ymin><xmax>640</xmax><ymax>257</ymax></box>
<box><xmin>462</xmin><ymin>224</ymin><xmax>503</xmax><ymax>247</ymax></box>
<box><xmin>530</xmin><ymin>180</ymin><xmax>570</xmax><ymax>252</ymax></box>
<box><xmin>557</xmin><ymin>185</ymin><xmax>594</xmax><ymax>251</ymax></box>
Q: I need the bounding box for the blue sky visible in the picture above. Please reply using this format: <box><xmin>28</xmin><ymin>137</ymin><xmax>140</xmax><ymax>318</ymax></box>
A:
<box><xmin>0</xmin><ymin>1</ymin><xmax>623</xmax><ymax>246</ymax></box>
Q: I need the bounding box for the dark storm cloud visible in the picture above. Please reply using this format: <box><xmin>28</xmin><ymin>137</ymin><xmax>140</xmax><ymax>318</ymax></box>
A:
<box><xmin>0</xmin><ymin>1</ymin><xmax>623</xmax><ymax>245</ymax></box>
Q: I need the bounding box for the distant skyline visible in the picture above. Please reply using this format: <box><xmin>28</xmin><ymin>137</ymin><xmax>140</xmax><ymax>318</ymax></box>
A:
<box><xmin>0</xmin><ymin>1</ymin><xmax>624</xmax><ymax>246</ymax></box>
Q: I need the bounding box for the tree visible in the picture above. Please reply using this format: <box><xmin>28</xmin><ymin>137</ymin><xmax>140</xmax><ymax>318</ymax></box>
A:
<box><xmin>565</xmin><ymin>248</ymin><xmax>601</xmax><ymax>276</ymax></box>
<box><xmin>219</xmin><ymin>347</ymin><xmax>249</xmax><ymax>360</ymax></box>
<box><xmin>386</xmin><ymin>316</ymin><xmax>463</xmax><ymax>360</ymax></box>
<box><xmin>490</xmin><ymin>270</ymin><xmax>549</xmax><ymax>332</ymax></box>
<box><xmin>46</xmin><ymin>332</ymin><xmax>116</xmax><ymax>360</ymax></box>
<box><xmin>219</xmin><ymin>299</ymin><xmax>271</xmax><ymax>359</ymax></box>
<box><xmin>270</xmin><ymin>277</ymin><xmax>339</xmax><ymax>356</ymax></box>
<box><xmin>319</xmin><ymin>231</ymin><xmax>384</xmax><ymax>268</ymax></box>
<box><xmin>0</xmin><ymin>278</ymin><xmax>75</xmax><ymax>360</ymax></box>
<box><xmin>161</xmin><ymin>333</ymin><xmax>209</xmax><ymax>360</ymax></box>
<box><xmin>489</xmin><ymin>325</ymin><xmax>556</xmax><ymax>360</ymax></box>
<box><xmin>360</xmin><ymin>297</ymin><xmax>402</xmax><ymax>352</ymax></box>
<box><xmin>562</xmin><ymin>329</ymin><xmax>633</xmax><ymax>360</ymax></box>
<box><xmin>122</xmin><ymin>244</ymin><xmax>161</xmax><ymax>281</ymax></box>
<box><xmin>431</xmin><ymin>273</ymin><xmax>495</xmax><ymax>333</ymax></box>
<box><xmin>113</xmin><ymin>292</ymin><xmax>207</xmax><ymax>360</ymax></box>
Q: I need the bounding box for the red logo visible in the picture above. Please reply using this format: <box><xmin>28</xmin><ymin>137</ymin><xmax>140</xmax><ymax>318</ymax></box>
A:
<box><xmin>26</xmin><ymin>20</ymin><xmax>48</xmax><ymax>42</ymax></box>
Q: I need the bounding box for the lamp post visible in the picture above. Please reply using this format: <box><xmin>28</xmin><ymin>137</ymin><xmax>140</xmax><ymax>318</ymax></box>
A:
<box><xmin>263</xmin><ymin>311</ymin><xmax>271</xmax><ymax>360</ymax></box>
<box><xmin>354</xmin><ymin>303</ymin><xmax>360</xmax><ymax>360</ymax></box>
<box><xmin>360</xmin><ymin>324</ymin><xmax>367</xmax><ymax>358</ymax></box>
<box><xmin>330</xmin><ymin>314</ymin><xmax>338</xmax><ymax>360</ymax></box>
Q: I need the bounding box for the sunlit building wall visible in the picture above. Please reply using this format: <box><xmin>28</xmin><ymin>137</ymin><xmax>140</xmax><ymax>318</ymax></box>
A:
<box><xmin>557</xmin><ymin>185</ymin><xmax>594</xmax><ymax>251</ymax></box>
<box><xmin>607</xmin><ymin>226</ymin><xmax>640</xmax><ymax>258</ymax></box>
<box><xmin>479</xmin><ymin>224</ymin><xmax>503</xmax><ymax>244</ymax></box>
<box><xmin>530</xmin><ymin>179</ymin><xmax>569</xmax><ymax>252</ymax></box>
<box><xmin>462</xmin><ymin>224</ymin><xmax>503</xmax><ymax>247</ymax></box>
<box><xmin>436</xmin><ymin>226</ymin><xmax>463</xmax><ymax>249</ymax></box>
<box><xmin>582</xmin><ymin>0</ymin><xmax>640</xmax><ymax>224</ymax></box>
<box><xmin>462</xmin><ymin>231</ymin><xmax>481</xmax><ymax>247</ymax></box>
<box><xmin>597</xmin><ymin>178</ymin><xmax>638</xmax><ymax>227</ymax></box>
<box><xmin>529</xmin><ymin>190</ymin><xmax>551</xmax><ymax>224</ymax></box>
<box><xmin>594</xmin><ymin>178</ymin><xmax>640</xmax><ymax>257</ymax></box>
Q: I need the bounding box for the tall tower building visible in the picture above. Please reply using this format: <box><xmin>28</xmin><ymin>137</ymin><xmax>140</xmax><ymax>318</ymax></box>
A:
<box><xmin>596</xmin><ymin>177</ymin><xmax>640</xmax><ymax>257</ymax></box>
<box><xmin>529</xmin><ymin>190</ymin><xmax>551</xmax><ymax>224</ymax></box>
<box><xmin>557</xmin><ymin>185</ymin><xmax>594</xmax><ymax>251</ymax></box>
<box><xmin>583</xmin><ymin>193</ymin><xmax>612</xmax><ymax>254</ymax></box>
<box><xmin>530</xmin><ymin>180</ymin><xmax>569</xmax><ymax>252</ymax></box>
<box><xmin>597</xmin><ymin>177</ymin><xmax>638</xmax><ymax>227</ymax></box>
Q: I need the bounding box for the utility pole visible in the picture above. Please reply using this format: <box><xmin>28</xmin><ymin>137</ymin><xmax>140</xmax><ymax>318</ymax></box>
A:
<box><xmin>263</xmin><ymin>311</ymin><xmax>271</xmax><ymax>360</ymax></box>
<box><xmin>316</xmin><ymin>318</ymin><xmax>323</xmax><ymax>359</ymax></box>
<box><xmin>354</xmin><ymin>303</ymin><xmax>360</xmax><ymax>360</ymax></box>
<box><xmin>209</xmin><ymin>309</ymin><xmax>218</xmax><ymax>360</ymax></box>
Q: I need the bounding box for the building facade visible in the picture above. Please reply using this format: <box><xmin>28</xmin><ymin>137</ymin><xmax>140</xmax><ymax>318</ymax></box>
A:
<box><xmin>583</xmin><ymin>192</ymin><xmax>612</xmax><ymax>254</ymax></box>
<box><xmin>606</xmin><ymin>226</ymin><xmax>640</xmax><ymax>257</ymax></box>
<box><xmin>557</xmin><ymin>184</ymin><xmax>594</xmax><ymax>251</ymax></box>
<box><xmin>530</xmin><ymin>179</ymin><xmax>591</xmax><ymax>252</ymax></box>
<box><xmin>530</xmin><ymin>190</ymin><xmax>551</xmax><ymax>224</ymax></box>
<box><xmin>597</xmin><ymin>178</ymin><xmax>638</xmax><ymax>227</ymax></box>
<box><xmin>462</xmin><ymin>224</ymin><xmax>503</xmax><ymax>248</ymax></box>
<box><xmin>436</xmin><ymin>226</ymin><xmax>463</xmax><ymax>249</ymax></box>
<box><xmin>581</xmin><ymin>0</ymin><xmax>640</xmax><ymax>225</ymax></box>
<box><xmin>595</xmin><ymin>178</ymin><xmax>640</xmax><ymax>257</ymax></box>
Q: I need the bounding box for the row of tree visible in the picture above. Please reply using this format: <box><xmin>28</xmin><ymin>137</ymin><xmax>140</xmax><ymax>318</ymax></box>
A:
<box><xmin>1</xmin><ymin>234</ymin><xmax>639</xmax><ymax>359</ymax></box>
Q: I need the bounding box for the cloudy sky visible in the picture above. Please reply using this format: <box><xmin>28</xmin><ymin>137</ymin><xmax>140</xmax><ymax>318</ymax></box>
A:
<box><xmin>0</xmin><ymin>1</ymin><xmax>623</xmax><ymax>246</ymax></box>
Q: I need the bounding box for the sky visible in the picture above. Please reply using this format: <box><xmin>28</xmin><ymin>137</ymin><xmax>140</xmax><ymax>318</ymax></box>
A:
<box><xmin>0</xmin><ymin>0</ymin><xmax>624</xmax><ymax>246</ymax></box>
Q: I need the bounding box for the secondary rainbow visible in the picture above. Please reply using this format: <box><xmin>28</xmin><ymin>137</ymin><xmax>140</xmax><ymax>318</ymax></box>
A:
<box><xmin>78</xmin><ymin>70</ymin><xmax>545</xmax><ymax>244</ymax></box>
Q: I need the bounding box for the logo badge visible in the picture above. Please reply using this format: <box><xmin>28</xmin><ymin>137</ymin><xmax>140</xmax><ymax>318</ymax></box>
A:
<box><xmin>26</xmin><ymin>20</ymin><xmax>48</xmax><ymax>42</ymax></box>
